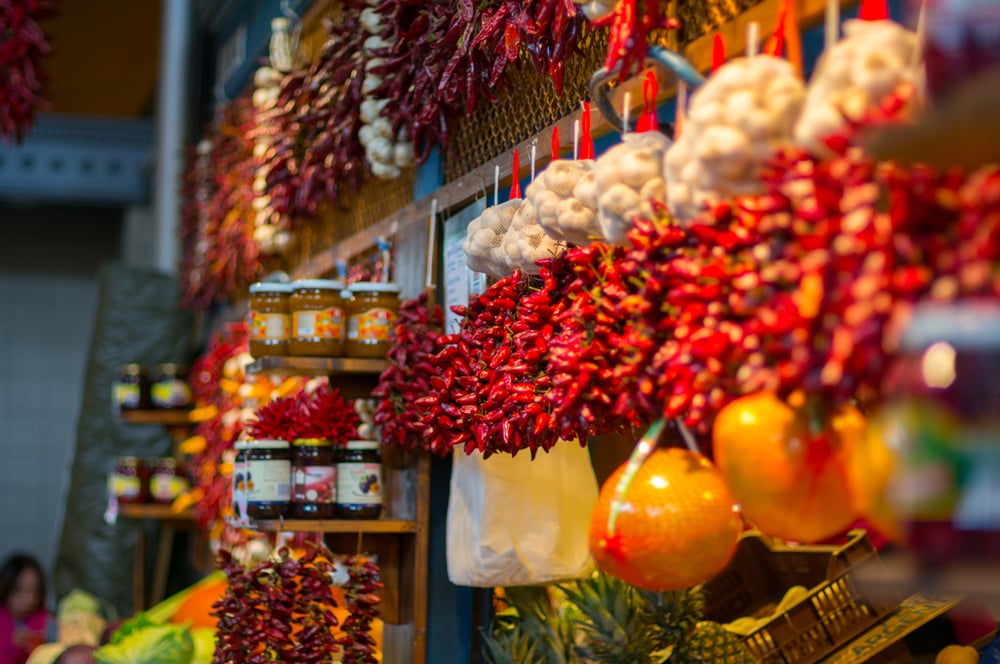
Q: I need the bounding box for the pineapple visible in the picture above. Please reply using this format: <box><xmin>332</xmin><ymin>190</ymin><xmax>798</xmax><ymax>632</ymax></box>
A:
<box><xmin>561</xmin><ymin>573</ymin><xmax>662</xmax><ymax>663</ymax></box>
<box><xmin>672</xmin><ymin>620</ymin><xmax>759</xmax><ymax>663</ymax></box>
<box><xmin>481</xmin><ymin>622</ymin><xmax>550</xmax><ymax>664</ymax></box>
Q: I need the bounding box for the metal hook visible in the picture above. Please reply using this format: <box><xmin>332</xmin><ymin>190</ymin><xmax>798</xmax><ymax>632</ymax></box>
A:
<box><xmin>589</xmin><ymin>45</ymin><xmax>705</xmax><ymax>133</ymax></box>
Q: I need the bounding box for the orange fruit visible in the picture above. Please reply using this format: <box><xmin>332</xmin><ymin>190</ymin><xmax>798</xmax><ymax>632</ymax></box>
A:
<box><xmin>713</xmin><ymin>391</ymin><xmax>862</xmax><ymax>543</ymax></box>
<box><xmin>170</xmin><ymin>577</ymin><xmax>227</xmax><ymax>629</ymax></box>
<box><xmin>589</xmin><ymin>447</ymin><xmax>742</xmax><ymax>591</ymax></box>
<box><xmin>845</xmin><ymin>407</ymin><xmax>906</xmax><ymax>543</ymax></box>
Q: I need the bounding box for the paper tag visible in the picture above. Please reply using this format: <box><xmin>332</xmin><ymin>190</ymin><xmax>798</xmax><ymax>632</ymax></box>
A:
<box><xmin>250</xmin><ymin>311</ymin><xmax>289</xmax><ymax>341</ymax></box>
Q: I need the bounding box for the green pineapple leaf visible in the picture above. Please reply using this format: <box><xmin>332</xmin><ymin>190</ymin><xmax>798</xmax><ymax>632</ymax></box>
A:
<box><xmin>561</xmin><ymin>573</ymin><xmax>661</xmax><ymax>664</ymax></box>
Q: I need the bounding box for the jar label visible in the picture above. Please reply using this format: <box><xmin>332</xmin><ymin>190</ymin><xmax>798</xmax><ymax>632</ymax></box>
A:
<box><xmin>337</xmin><ymin>463</ymin><xmax>382</xmax><ymax>506</ymax></box>
<box><xmin>293</xmin><ymin>308</ymin><xmax>344</xmax><ymax>340</ymax></box>
<box><xmin>151</xmin><ymin>473</ymin><xmax>189</xmax><ymax>501</ymax></box>
<box><xmin>250</xmin><ymin>311</ymin><xmax>289</xmax><ymax>341</ymax></box>
<box><xmin>347</xmin><ymin>308</ymin><xmax>396</xmax><ymax>342</ymax></box>
<box><xmin>293</xmin><ymin>466</ymin><xmax>336</xmax><ymax>504</ymax></box>
<box><xmin>151</xmin><ymin>380</ymin><xmax>192</xmax><ymax>409</ymax></box>
<box><xmin>234</xmin><ymin>458</ymin><xmax>291</xmax><ymax>504</ymax></box>
<box><xmin>110</xmin><ymin>473</ymin><xmax>141</xmax><ymax>500</ymax></box>
<box><xmin>113</xmin><ymin>383</ymin><xmax>141</xmax><ymax>409</ymax></box>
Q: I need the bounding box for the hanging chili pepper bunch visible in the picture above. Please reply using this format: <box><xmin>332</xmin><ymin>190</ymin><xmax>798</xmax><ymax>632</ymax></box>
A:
<box><xmin>248</xmin><ymin>381</ymin><xmax>359</xmax><ymax>444</ymax></box>
<box><xmin>369</xmin><ymin>0</ymin><xmax>584</xmax><ymax>161</ymax></box>
<box><xmin>213</xmin><ymin>544</ymin><xmax>341</xmax><ymax>663</ymax></box>
<box><xmin>183</xmin><ymin>323</ymin><xmax>303</xmax><ymax>540</ymax></box>
<box><xmin>472</xmin><ymin>0</ymin><xmax>584</xmax><ymax>95</ymax></box>
<box><xmin>185</xmin><ymin>323</ymin><xmax>251</xmax><ymax>530</ymax></box>
<box><xmin>586</xmin><ymin>0</ymin><xmax>680</xmax><ymax>80</ymax></box>
<box><xmin>0</xmin><ymin>0</ymin><xmax>54</xmax><ymax>143</ymax></box>
<box><xmin>180</xmin><ymin>98</ymin><xmax>272</xmax><ymax>309</ymax></box>
<box><xmin>262</xmin><ymin>8</ymin><xmax>369</xmax><ymax>223</ymax></box>
<box><xmin>409</xmin><ymin>264</ymin><xmax>578</xmax><ymax>457</ymax></box>
<box><xmin>372</xmin><ymin>294</ymin><xmax>445</xmax><ymax>451</ymax></box>
<box><xmin>338</xmin><ymin>556</ymin><xmax>383</xmax><ymax>664</ymax></box>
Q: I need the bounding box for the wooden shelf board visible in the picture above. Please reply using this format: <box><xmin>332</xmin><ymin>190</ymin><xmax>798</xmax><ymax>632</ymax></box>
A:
<box><xmin>246</xmin><ymin>356</ymin><xmax>388</xmax><ymax>377</ymax></box>
<box><xmin>118</xmin><ymin>503</ymin><xmax>196</xmax><ymax>521</ymax></box>
<box><xmin>249</xmin><ymin>518</ymin><xmax>417</xmax><ymax>534</ymax></box>
<box><xmin>119</xmin><ymin>410</ymin><xmax>196</xmax><ymax>426</ymax></box>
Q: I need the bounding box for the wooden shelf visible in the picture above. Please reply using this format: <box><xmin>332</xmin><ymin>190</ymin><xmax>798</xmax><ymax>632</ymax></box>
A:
<box><xmin>119</xmin><ymin>409</ymin><xmax>196</xmax><ymax>426</ymax></box>
<box><xmin>248</xmin><ymin>518</ymin><xmax>418</xmax><ymax>534</ymax></box>
<box><xmin>246</xmin><ymin>356</ymin><xmax>388</xmax><ymax>377</ymax></box>
<box><xmin>118</xmin><ymin>503</ymin><xmax>196</xmax><ymax>521</ymax></box>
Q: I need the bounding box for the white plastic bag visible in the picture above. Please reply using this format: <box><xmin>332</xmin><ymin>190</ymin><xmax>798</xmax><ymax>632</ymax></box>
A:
<box><xmin>446</xmin><ymin>442</ymin><xmax>598</xmax><ymax>587</ymax></box>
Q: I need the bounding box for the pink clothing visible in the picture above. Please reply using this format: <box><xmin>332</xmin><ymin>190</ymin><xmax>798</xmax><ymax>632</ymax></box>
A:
<box><xmin>0</xmin><ymin>606</ymin><xmax>49</xmax><ymax>664</ymax></box>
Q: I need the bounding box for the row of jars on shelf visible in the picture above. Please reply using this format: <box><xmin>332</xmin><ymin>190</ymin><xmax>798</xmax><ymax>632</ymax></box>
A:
<box><xmin>109</xmin><ymin>456</ymin><xmax>191</xmax><ymax>505</ymax></box>
<box><xmin>250</xmin><ymin>279</ymin><xmax>401</xmax><ymax>360</ymax></box>
<box><xmin>112</xmin><ymin>363</ymin><xmax>192</xmax><ymax>411</ymax></box>
<box><xmin>232</xmin><ymin>438</ymin><xmax>384</xmax><ymax>522</ymax></box>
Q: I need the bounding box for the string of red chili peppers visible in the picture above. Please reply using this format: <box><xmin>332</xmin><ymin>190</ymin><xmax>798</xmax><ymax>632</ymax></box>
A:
<box><xmin>0</xmin><ymin>0</ymin><xmax>54</xmax><ymax>143</ymax></box>
<box><xmin>372</xmin><ymin>293</ymin><xmax>445</xmax><ymax>452</ymax></box>
<box><xmin>338</xmin><ymin>556</ymin><xmax>383</xmax><ymax>664</ymax></box>
<box><xmin>261</xmin><ymin>7</ymin><xmax>369</xmax><ymax>222</ymax></box>
<box><xmin>213</xmin><ymin>545</ymin><xmax>340</xmax><ymax>664</ymax></box>
<box><xmin>248</xmin><ymin>383</ymin><xmax>359</xmax><ymax>444</ymax></box>
<box><xmin>591</xmin><ymin>0</ymin><xmax>680</xmax><ymax>80</ymax></box>
<box><xmin>188</xmin><ymin>323</ymin><xmax>249</xmax><ymax>530</ymax></box>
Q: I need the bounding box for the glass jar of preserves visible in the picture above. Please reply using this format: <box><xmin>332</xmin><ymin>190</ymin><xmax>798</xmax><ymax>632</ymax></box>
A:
<box><xmin>113</xmin><ymin>364</ymin><xmax>149</xmax><ymax>412</ymax></box>
<box><xmin>148</xmin><ymin>457</ymin><xmax>190</xmax><ymax>504</ymax></box>
<box><xmin>336</xmin><ymin>440</ymin><xmax>383</xmax><ymax>519</ymax></box>
<box><xmin>291</xmin><ymin>438</ymin><xmax>337</xmax><ymax>519</ymax></box>
<box><xmin>109</xmin><ymin>456</ymin><xmax>145</xmax><ymax>504</ymax></box>
<box><xmin>249</xmin><ymin>282</ymin><xmax>292</xmax><ymax>358</ymax></box>
<box><xmin>289</xmin><ymin>280</ymin><xmax>347</xmax><ymax>357</ymax></box>
<box><xmin>232</xmin><ymin>440</ymin><xmax>292</xmax><ymax>520</ymax></box>
<box><xmin>345</xmin><ymin>282</ymin><xmax>401</xmax><ymax>358</ymax></box>
<box><xmin>150</xmin><ymin>364</ymin><xmax>192</xmax><ymax>410</ymax></box>
<box><xmin>880</xmin><ymin>300</ymin><xmax>1000</xmax><ymax>566</ymax></box>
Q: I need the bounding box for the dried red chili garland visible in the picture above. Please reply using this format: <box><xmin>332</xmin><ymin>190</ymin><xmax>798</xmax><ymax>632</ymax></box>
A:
<box><xmin>213</xmin><ymin>545</ymin><xmax>340</xmax><ymax>663</ymax></box>
<box><xmin>180</xmin><ymin>99</ymin><xmax>271</xmax><ymax>309</ymax></box>
<box><xmin>248</xmin><ymin>383</ymin><xmax>358</xmax><ymax>444</ymax></box>
<box><xmin>372</xmin><ymin>294</ymin><xmax>445</xmax><ymax>451</ymax></box>
<box><xmin>262</xmin><ymin>9</ymin><xmax>368</xmax><ymax>222</ymax></box>
<box><xmin>338</xmin><ymin>556</ymin><xmax>383</xmax><ymax>664</ymax></box>
<box><xmin>0</xmin><ymin>0</ymin><xmax>54</xmax><ymax>142</ymax></box>
<box><xmin>188</xmin><ymin>323</ymin><xmax>249</xmax><ymax>530</ymax></box>
<box><xmin>371</xmin><ymin>0</ymin><xmax>583</xmax><ymax>161</ymax></box>
<box><xmin>590</xmin><ymin>0</ymin><xmax>679</xmax><ymax>80</ymax></box>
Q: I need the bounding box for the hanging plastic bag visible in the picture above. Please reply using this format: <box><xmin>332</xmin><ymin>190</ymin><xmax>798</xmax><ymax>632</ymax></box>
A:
<box><xmin>446</xmin><ymin>442</ymin><xmax>598</xmax><ymax>587</ymax></box>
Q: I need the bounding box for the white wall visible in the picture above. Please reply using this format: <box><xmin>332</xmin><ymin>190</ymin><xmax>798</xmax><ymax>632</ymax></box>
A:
<box><xmin>0</xmin><ymin>205</ymin><xmax>120</xmax><ymax>586</ymax></box>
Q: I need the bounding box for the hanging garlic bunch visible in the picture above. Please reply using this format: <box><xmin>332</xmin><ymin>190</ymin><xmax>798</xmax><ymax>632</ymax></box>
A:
<box><xmin>359</xmin><ymin>7</ymin><xmax>414</xmax><ymax>180</ymax></box>
<box><xmin>252</xmin><ymin>17</ymin><xmax>296</xmax><ymax>255</ymax></box>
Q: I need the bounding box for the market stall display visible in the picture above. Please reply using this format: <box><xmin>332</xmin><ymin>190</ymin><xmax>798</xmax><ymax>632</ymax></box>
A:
<box><xmin>97</xmin><ymin>0</ymin><xmax>1000</xmax><ymax>661</ymax></box>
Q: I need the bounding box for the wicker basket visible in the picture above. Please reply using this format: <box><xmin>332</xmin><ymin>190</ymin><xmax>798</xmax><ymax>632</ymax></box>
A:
<box><xmin>703</xmin><ymin>530</ymin><xmax>900</xmax><ymax>664</ymax></box>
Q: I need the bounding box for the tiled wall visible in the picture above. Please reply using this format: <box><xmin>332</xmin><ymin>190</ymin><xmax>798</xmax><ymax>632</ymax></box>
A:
<box><xmin>0</xmin><ymin>205</ymin><xmax>121</xmax><ymax>583</ymax></box>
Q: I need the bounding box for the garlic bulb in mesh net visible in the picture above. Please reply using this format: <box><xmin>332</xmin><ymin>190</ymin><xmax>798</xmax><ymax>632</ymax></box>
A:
<box><xmin>463</xmin><ymin>199</ymin><xmax>520</xmax><ymax>277</ymax></box>
<box><xmin>526</xmin><ymin>158</ymin><xmax>602</xmax><ymax>246</ymax></box>
<box><xmin>595</xmin><ymin>131</ymin><xmax>671</xmax><ymax>245</ymax></box>
<box><xmin>794</xmin><ymin>19</ymin><xmax>917</xmax><ymax>156</ymax></box>
<box><xmin>664</xmin><ymin>55</ymin><xmax>805</xmax><ymax>221</ymax></box>
<box><xmin>501</xmin><ymin>198</ymin><xmax>567</xmax><ymax>275</ymax></box>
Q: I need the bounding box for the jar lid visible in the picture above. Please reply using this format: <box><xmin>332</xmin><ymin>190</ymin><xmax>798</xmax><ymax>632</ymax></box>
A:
<box><xmin>348</xmin><ymin>282</ymin><xmax>401</xmax><ymax>295</ymax></box>
<box><xmin>293</xmin><ymin>438</ymin><xmax>333</xmax><ymax>447</ymax></box>
<box><xmin>149</xmin><ymin>457</ymin><xmax>177</xmax><ymax>468</ymax></box>
<box><xmin>901</xmin><ymin>301</ymin><xmax>1000</xmax><ymax>351</ymax></box>
<box><xmin>120</xmin><ymin>363</ymin><xmax>144</xmax><ymax>374</ymax></box>
<box><xmin>293</xmin><ymin>279</ymin><xmax>345</xmax><ymax>291</ymax></box>
<box><xmin>235</xmin><ymin>439</ymin><xmax>291</xmax><ymax>450</ymax></box>
<box><xmin>345</xmin><ymin>440</ymin><xmax>380</xmax><ymax>450</ymax></box>
<box><xmin>249</xmin><ymin>281</ymin><xmax>293</xmax><ymax>294</ymax></box>
<box><xmin>115</xmin><ymin>455</ymin><xmax>140</xmax><ymax>465</ymax></box>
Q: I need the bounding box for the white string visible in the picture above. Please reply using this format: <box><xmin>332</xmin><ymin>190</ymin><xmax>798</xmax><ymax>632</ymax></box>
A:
<box><xmin>530</xmin><ymin>140</ymin><xmax>537</xmax><ymax>182</ymax></box>
<box><xmin>747</xmin><ymin>22</ymin><xmax>760</xmax><ymax>58</ymax></box>
<box><xmin>622</xmin><ymin>91</ymin><xmax>631</xmax><ymax>138</ymax></box>
<box><xmin>573</xmin><ymin>119</ymin><xmax>580</xmax><ymax>160</ymax></box>
<box><xmin>825</xmin><ymin>0</ymin><xmax>840</xmax><ymax>52</ymax></box>
<box><xmin>494</xmin><ymin>165</ymin><xmax>500</xmax><ymax>207</ymax></box>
